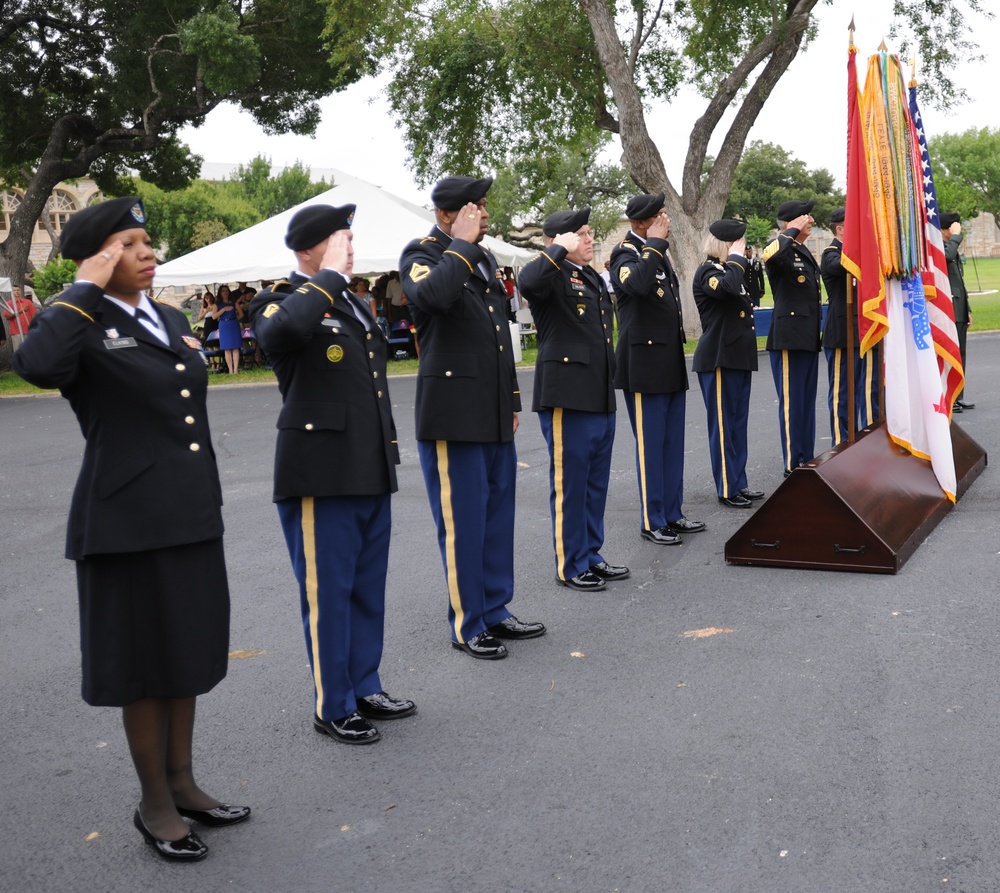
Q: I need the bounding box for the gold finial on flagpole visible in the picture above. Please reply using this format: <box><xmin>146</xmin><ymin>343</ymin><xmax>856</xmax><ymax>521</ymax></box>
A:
<box><xmin>878</xmin><ymin>39</ymin><xmax>888</xmax><ymax>52</ymax></box>
<box><xmin>909</xmin><ymin>55</ymin><xmax>918</xmax><ymax>88</ymax></box>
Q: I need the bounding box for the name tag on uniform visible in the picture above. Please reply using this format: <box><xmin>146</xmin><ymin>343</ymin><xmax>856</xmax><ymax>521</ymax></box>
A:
<box><xmin>569</xmin><ymin>276</ymin><xmax>585</xmax><ymax>292</ymax></box>
<box><xmin>103</xmin><ymin>337</ymin><xmax>138</xmax><ymax>349</ymax></box>
<box><xmin>321</xmin><ymin>319</ymin><xmax>341</xmax><ymax>333</ymax></box>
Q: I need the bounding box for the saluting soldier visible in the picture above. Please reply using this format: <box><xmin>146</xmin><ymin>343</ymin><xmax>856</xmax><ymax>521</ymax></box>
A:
<box><xmin>250</xmin><ymin>205</ymin><xmax>415</xmax><ymax>746</ymax></box>
<box><xmin>692</xmin><ymin>219</ymin><xmax>765</xmax><ymax>508</ymax></box>
<box><xmin>399</xmin><ymin>176</ymin><xmax>545</xmax><ymax>660</ymax></box>
<box><xmin>14</xmin><ymin>197</ymin><xmax>248</xmax><ymax>862</ymax></box>
<box><xmin>518</xmin><ymin>208</ymin><xmax>629</xmax><ymax>592</ymax></box>
<box><xmin>762</xmin><ymin>199</ymin><xmax>822</xmax><ymax>474</ymax></box>
<box><xmin>821</xmin><ymin>207</ymin><xmax>880</xmax><ymax>444</ymax></box>
<box><xmin>610</xmin><ymin>192</ymin><xmax>704</xmax><ymax>546</ymax></box>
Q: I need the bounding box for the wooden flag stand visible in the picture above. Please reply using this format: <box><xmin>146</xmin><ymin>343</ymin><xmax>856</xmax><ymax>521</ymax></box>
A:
<box><xmin>724</xmin><ymin>421</ymin><xmax>986</xmax><ymax>574</ymax></box>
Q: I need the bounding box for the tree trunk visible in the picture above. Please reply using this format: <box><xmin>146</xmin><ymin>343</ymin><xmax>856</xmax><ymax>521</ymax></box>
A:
<box><xmin>579</xmin><ymin>0</ymin><xmax>818</xmax><ymax>337</ymax></box>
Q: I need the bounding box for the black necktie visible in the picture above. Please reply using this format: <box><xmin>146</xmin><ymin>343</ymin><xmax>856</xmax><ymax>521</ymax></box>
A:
<box><xmin>135</xmin><ymin>307</ymin><xmax>161</xmax><ymax>330</ymax></box>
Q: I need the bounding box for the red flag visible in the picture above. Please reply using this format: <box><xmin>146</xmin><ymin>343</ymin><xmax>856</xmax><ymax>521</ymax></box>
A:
<box><xmin>841</xmin><ymin>46</ymin><xmax>887</xmax><ymax>354</ymax></box>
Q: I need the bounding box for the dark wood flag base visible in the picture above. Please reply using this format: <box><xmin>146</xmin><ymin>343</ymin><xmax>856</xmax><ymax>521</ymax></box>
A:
<box><xmin>725</xmin><ymin>421</ymin><xmax>987</xmax><ymax>574</ymax></box>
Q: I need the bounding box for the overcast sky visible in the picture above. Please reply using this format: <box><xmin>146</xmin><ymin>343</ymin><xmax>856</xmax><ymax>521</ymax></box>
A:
<box><xmin>178</xmin><ymin>1</ymin><xmax>998</xmax><ymax>208</ymax></box>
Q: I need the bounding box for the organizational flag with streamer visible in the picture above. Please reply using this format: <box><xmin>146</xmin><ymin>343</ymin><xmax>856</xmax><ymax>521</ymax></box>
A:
<box><xmin>841</xmin><ymin>43</ymin><xmax>886</xmax><ymax>354</ymax></box>
<box><xmin>852</xmin><ymin>49</ymin><xmax>958</xmax><ymax>501</ymax></box>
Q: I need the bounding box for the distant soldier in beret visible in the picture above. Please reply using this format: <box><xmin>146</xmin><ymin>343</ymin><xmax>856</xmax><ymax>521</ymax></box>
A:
<box><xmin>14</xmin><ymin>197</ymin><xmax>248</xmax><ymax>861</ymax></box>
<box><xmin>250</xmin><ymin>204</ymin><xmax>415</xmax><ymax>745</ymax></box>
<box><xmin>941</xmin><ymin>212</ymin><xmax>974</xmax><ymax>411</ymax></box>
<box><xmin>821</xmin><ymin>207</ymin><xmax>880</xmax><ymax>443</ymax></box>
<box><xmin>744</xmin><ymin>246</ymin><xmax>765</xmax><ymax>308</ymax></box>
<box><xmin>398</xmin><ymin>176</ymin><xmax>545</xmax><ymax>660</ymax></box>
<box><xmin>692</xmin><ymin>219</ymin><xmax>765</xmax><ymax>508</ymax></box>
<box><xmin>518</xmin><ymin>207</ymin><xmax>629</xmax><ymax>591</ymax></box>
<box><xmin>610</xmin><ymin>191</ymin><xmax>704</xmax><ymax>546</ymax></box>
<box><xmin>762</xmin><ymin>199</ymin><xmax>822</xmax><ymax>474</ymax></box>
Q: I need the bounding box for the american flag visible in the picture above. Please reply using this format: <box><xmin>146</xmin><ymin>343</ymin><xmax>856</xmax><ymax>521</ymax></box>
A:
<box><xmin>908</xmin><ymin>85</ymin><xmax>965</xmax><ymax>410</ymax></box>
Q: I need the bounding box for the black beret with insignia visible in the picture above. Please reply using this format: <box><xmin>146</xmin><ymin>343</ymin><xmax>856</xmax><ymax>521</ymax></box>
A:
<box><xmin>829</xmin><ymin>207</ymin><xmax>845</xmax><ymax>224</ymax></box>
<box><xmin>709</xmin><ymin>219</ymin><xmax>747</xmax><ymax>242</ymax></box>
<box><xmin>940</xmin><ymin>212</ymin><xmax>960</xmax><ymax>229</ymax></box>
<box><xmin>776</xmin><ymin>199</ymin><xmax>815</xmax><ymax>221</ymax></box>
<box><xmin>59</xmin><ymin>197</ymin><xmax>147</xmax><ymax>261</ymax></box>
<box><xmin>285</xmin><ymin>204</ymin><xmax>356</xmax><ymax>250</ymax></box>
<box><xmin>542</xmin><ymin>207</ymin><xmax>591</xmax><ymax>237</ymax></box>
<box><xmin>625</xmin><ymin>192</ymin><xmax>665</xmax><ymax>221</ymax></box>
<box><xmin>431</xmin><ymin>176</ymin><xmax>494</xmax><ymax>211</ymax></box>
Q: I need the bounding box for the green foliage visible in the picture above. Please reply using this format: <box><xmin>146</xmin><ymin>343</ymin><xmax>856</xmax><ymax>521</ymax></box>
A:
<box><xmin>232</xmin><ymin>157</ymin><xmax>328</xmax><ymax>220</ymax></box>
<box><xmin>722</xmin><ymin>141</ymin><xmax>845</xmax><ymax>228</ymax></box>
<box><xmin>929</xmin><ymin>128</ymin><xmax>1000</xmax><ymax>221</ymax></box>
<box><xmin>122</xmin><ymin>156</ymin><xmax>329</xmax><ymax>259</ymax></box>
<box><xmin>489</xmin><ymin>140</ymin><xmax>631</xmax><ymax>242</ymax></box>
<box><xmin>177</xmin><ymin>6</ymin><xmax>261</xmax><ymax>95</ymax></box>
<box><xmin>384</xmin><ymin>0</ymin><xmax>617</xmax><ymax>186</ymax></box>
<box><xmin>743</xmin><ymin>215</ymin><xmax>773</xmax><ymax>248</ymax></box>
<box><xmin>29</xmin><ymin>257</ymin><xmax>79</xmax><ymax>300</ymax></box>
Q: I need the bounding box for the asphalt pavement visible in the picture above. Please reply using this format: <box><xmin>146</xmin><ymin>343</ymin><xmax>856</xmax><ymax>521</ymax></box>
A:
<box><xmin>1</xmin><ymin>335</ymin><xmax>997</xmax><ymax>893</ymax></box>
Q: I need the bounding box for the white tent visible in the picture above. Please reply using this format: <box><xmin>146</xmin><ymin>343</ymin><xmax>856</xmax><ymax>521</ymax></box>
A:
<box><xmin>153</xmin><ymin>169</ymin><xmax>536</xmax><ymax>286</ymax></box>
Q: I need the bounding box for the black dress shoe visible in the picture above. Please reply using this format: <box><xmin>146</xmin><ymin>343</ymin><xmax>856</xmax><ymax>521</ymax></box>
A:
<box><xmin>313</xmin><ymin>711</ymin><xmax>381</xmax><ymax>744</ymax></box>
<box><xmin>357</xmin><ymin>691</ymin><xmax>417</xmax><ymax>719</ymax></box>
<box><xmin>952</xmin><ymin>402</ymin><xmax>963</xmax><ymax>413</ymax></box>
<box><xmin>589</xmin><ymin>561</ymin><xmax>630</xmax><ymax>580</ymax></box>
<box><xmin>666</xmin><ymin>517</ymin><xmax>706</xmax><ymax>534</ymax></box>
<box><xmin>452</xmin><ymin>631</ymin><xmax>508</xmax><ymax>659</ymax></box>
<box><xmin>557</xmin><ymin>570</ymin><xmax>607</xmax><ymax>591</ymax></box>
<box><xmin>957</xmin><ymin>399</ymin><xmax>975</xmax><ymax>409</ymax></box>
<box><xmin>640</xmin><ymin>527</ymin><xmax>682</xmax><ymax>545</ymax></box>
<box><xmin>176</xmin><ymin>804</ymin><xmax>251</xmax><ymax>827</ymax></box>
<box><xmin>487</xmin><ymin>616</ymin><xmax>547</xmax><ymax>639</ymax></box>
<box><xmin>718</xmin><ymin>494</ymin><xmax>752</xmax><ymax>508</ymax></box>
<box><xmin>739</xmin><ymin>488</ymin><xmax>765</xmax><ymax>500</ymax></box>
<box><xmin>133</xmin><ymin>808</ymin><xmax>208</xmax><ymax>862</ymax></box>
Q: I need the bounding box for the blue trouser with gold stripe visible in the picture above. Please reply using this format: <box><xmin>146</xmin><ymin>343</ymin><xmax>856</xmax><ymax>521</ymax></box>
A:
<box><xmin>538</xmin><ymin>408</ymin><xmax>614</xmax><ymax>580</ymax></box>
<box><xmin>417</xmin><ymin>440</ymin><xmax>515</xmax><ymax>644</ymax></box>
<box><xmin>623</xmin><ymin>391</ymin><xmax>686</xmax><ymax>530</ymax></box>
<box><xmin>769</xmin><ymin>349</ymin><xmax>818</xmax><ymax>472</ymax></box>
<box><xmin>825</xmin><ymin>344</ymin><xmax>880</xmax><ymax>446</ymax></box>
<box><xmin>277</xmin><ymin>494</ymin><xmax>388</xmax><ymax>722</ymax></box>
<box><xmin>698</xmin><ymin>369</ymin><xmax>751</xmax><ymax>499</ymax></box>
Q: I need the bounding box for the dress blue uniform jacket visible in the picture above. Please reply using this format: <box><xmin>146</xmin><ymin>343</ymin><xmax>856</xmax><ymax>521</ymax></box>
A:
<box><xmin>692</xmin><ymin>254</ymin><xmax>758</xmax><ymax>373</ymax></box>
<box><xmin>13</xmin><ymin>283</ymin><xmax>224</xmax><ymax>559</ymax></box>
<box><xmin>399</xmin><ymin>227</ymin><xmax>521</xmax><ymax>439</ymax></box>
<box><xmin>610</xmin><ymin>232</ymin><xmax>687</xmax><ymax>394</ymax></box>
<box><xmin>517</xmin><ymin>243</ymin><xmax>616</xmax><ymax>412</ymax></box>
<box><xmin>250</xmin><ymin>270</ymin><xmax>399</xmax><ymax>499</ymax></box>
<box><xmin>763</xmin><ymin>228</ymin><xmax>822</xmax><ymax>352</ymax></box>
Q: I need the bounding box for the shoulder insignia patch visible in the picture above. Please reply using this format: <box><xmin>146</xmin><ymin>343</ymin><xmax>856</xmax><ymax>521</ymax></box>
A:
<box><xmin>619</xmin><ymin>267</ymin><xmax>631</xmax><ymax>283</ymax></box>
<box><xmin>410</xmin><ymin>263</ymin><xmax>431</xmax><ymax>283</ymax></box>
<box><xmin>263</xmin><ymin>303</ymin><xmax>280</xmax><ymax>318</ymax></box>
<box><xmin>708</xmin><ymin>276</ymin><xmax>719</xmax><ymax>291</ymax></box>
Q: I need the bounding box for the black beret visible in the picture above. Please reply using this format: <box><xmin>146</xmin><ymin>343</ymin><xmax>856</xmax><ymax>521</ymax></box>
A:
<box><xmin>59</xmin><ymin>197</ymin><xmax>147</xmax><ymax>261</ymax></box>
<box><xmin>709</xmin><ymin>219</ymin><xmax>747</xmax><ymax>242</ymax></box>
<box><xmin>940</xmin><ymin>212</ymin><xmax>960</xmax><ymax>229</ymax></box>
<box><xmin>542</xmin><ymin>208</ymin><xmax>591</xmax><ymax>238</ymax></box>
<box><xmin>776</xmin><ymin>199</ymin><xmax>815</xmax><ymax>221</ymax></box>
<box><xmin>625</xmin><ymin>192</ymin><xmax>665</xmax><ymax>220</ymax></box>
<box><xmin>829</xmin><ymin>208</ymin><xmax>845</xmax><ymax>224</ymax></box>
<box><xmin>431</xmin><ymin>176</ymin><xmax>494</xmax><ymax>211</ymax></box>
<box><xmin>285</xmin><ymin>204</ymin><xmax>355</xmax><ymax>250</ymax></box>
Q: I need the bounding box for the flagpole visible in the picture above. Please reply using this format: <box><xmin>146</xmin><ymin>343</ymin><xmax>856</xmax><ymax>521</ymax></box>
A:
<box><xmin>845</xmin><ymin>18</ymin><xmax>858</xmax><ymax>442</ymax></box>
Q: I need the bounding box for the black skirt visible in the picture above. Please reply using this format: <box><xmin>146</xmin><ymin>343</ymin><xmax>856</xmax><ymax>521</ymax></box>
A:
<box><xmin>75</xmin><ymin>539</ymin><xmax>230</xmax><ymax>706</ymax></box>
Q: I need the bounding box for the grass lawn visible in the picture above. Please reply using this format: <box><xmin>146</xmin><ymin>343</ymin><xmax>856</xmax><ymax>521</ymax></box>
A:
<box><xmin>3</xmin><ymin>261</ymin><xmax>996</xmax><ymax>397</ymax></box>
